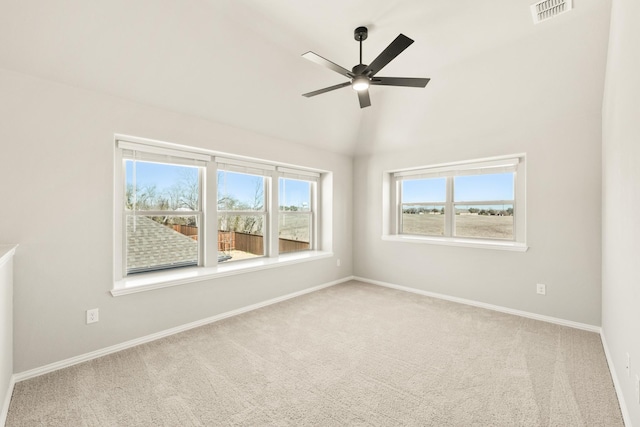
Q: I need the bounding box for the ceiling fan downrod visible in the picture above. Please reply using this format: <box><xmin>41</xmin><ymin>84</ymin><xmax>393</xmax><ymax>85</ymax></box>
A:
<box><xmin>354</xmin><ymin>26</ymin><xmax>368</xmax><ymax>67</ymax></box>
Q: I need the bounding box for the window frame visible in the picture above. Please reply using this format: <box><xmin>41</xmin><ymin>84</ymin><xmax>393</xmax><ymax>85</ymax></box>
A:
<box><xmin>216</xmin><ymin>166</ymin><xmax>270</xmax><ymax>260</ymax></box>
<box><xmin>113</xmin><ymin>136</ymin><xmax>328</xmax><ymax>294</ymax></box>
<box><xmin>278</xmin><ymin>174</ymin><xmax>317</xmax><ymax>254</ymax></box>
<box><xmin>123</xmin><ymin>162</ymin><xmax>205</xmax><ymax>275</ymax></box>
<box><xmin>385</xmin><ymin>155</ymin><xmax>527</xmax><ymax>251</ymax></box>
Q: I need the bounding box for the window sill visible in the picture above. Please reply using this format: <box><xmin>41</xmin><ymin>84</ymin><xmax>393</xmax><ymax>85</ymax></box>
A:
<box><xmin>381</xmin><ymin>235</ymin><xmax>528</xmax><ymax>252</ymax></box>
<box><xmin>112</xmin><ymin>251</ymin><xmax>333</xmax><ymax>296</ymax></box>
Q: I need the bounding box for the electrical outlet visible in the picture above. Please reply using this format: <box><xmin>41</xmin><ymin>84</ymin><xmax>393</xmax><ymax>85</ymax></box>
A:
<box><xmin>626</xmin><ymin>353</ymin><xmax>630</xmax><ymax>376</ymax></box>
<box><xmin>636</xmin><ymin>374</ymin><xmax>640</xmax><ymax>404</ymax></box>
<box><xmin>86</xmin><ymin>308</ymin><xmax>99</xmax><ymax>324</ymax></box>
<box><xmin>536</xmin><ymin>283</ymin><xmax>546</xmax><ymax>295</ymax></box>
<box><xmin>337</xmin><ymin>258</ymin><xmax>341</xmax><ymax>267</ymax></box>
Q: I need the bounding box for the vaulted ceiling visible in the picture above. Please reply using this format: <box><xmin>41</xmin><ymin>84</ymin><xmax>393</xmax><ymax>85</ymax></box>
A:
<box><xmin>0</xmin><ymin>0</ymin><xmax>611</xmax><ymax>155</ymax></box>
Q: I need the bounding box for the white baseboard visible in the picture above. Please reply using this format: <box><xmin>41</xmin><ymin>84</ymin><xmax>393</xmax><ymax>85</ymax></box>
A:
<box><xmin>353</xmin><ymin>276</ymin><xmax>601</xmax><ymax>333</ymax></box>
<box><xmin>601</xmin><ymin>332</ymin><xmax>633</xmax><ymax>427</ymax></box>
<box><xmin>1</xmin><ymin>374</ymin><xmax>16</xmax><ymax>427</ymax></box>
<box><xmin>14</xmin><ymin>276</ymin><xmax>354</xmax><ymax>383</ymax></box>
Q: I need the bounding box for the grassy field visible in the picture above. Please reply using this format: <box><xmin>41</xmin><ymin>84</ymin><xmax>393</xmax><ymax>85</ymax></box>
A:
<box><xmin>402</xmin><ymin>214</ymin><xmax>513</xmax><ymax>240</ymax></box>
<box><xmin>278</xmin><ymin>213</ymin><xmax>310</xmax><ymax>242</ymax></box>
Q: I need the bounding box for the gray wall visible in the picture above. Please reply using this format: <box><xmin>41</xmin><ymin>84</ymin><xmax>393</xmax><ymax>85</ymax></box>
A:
<box><xmin>353</xmin><ymin>107</ymin><xmax>603</xmax><ymax>326</ymax></box>
<box><xmin>0</xmin><ymin>69</ymin><xmax>353</xmax><ymax>373</ymax></box>
<box><xmin>351</xmin><ymin>0</ymin><xmax>611</xmax><ymax>327</ymax></box>
<box><xmin>602</xmin><ymin>0</ymin><xmax>640</xmax><ymax>424</ymax></box>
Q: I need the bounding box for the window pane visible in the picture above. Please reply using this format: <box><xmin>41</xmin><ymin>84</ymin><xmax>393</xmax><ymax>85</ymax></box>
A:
<box><xmin>218</xmin><ymin>214</ymin><xmax>264</xmax><ymax>262</ymax></box>
<box><xmin>454</xmin><ymin>204</ymin><xmax>514</xmax><ymax>240</ymax></box>
<box><xmin>401</xmin><ymin>205</ymin><xmax>445</xmax><ymax>236</ymax></box>
<box><xmin>401</xmin><ymin>178</ymin><xmax>446</xmax><ymax>203</ymax></box>
<box><xmin>279</xmin><ymin>213</ymin><xmax>311</xmax><ymax>253</ymax></box>
<box><xmin>125</xmin><ymin>160</ymin><xmax>199</xmax><ymax>211</ymax></box>
<box><xmin>126</xmin><ymin>215</ymin><xmax>198</xmax><ymax>274</ymax></box>
<box><xmin>454</xmin><ymin>173</ymin><xmax>514</xmax><ymax>202</ymax></box>
<box><xmin>279</xmin><ymin>178</ymin><xmax>312</xmax><ymax>254</ymax></box>
<box><xmin>279</xmin><ymin>178</ymin><xmax>311</xmax><ymax>212</ymax></box>
<box><xmin>217</xmin><ymin>171</ymin><xmax>265</xmax><ymax>211</ymax></box>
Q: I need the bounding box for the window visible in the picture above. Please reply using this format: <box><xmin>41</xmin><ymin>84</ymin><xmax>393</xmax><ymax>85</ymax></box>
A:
<box><xmin>400</xmin><ymin>177</ymin><xmax>446</xmax><ymax>236</ymax></box>
<box><xmin>279</xmin><ymin>174</ymin><xmax>316</xmax><ymax>254</ymax></box>
<box><xmin>388</xmin><ymin>155</ymin><xmax>526</xmax><ymax>250</ymax></box>
<box><xmin>125</xmin><ymin>160</ymin><xmax>202</xmax><ymax>273</ymax></box>
<box><xmin>119</xmin><ymin>144</ymin><xmax>207</xmax><ymax>275</ymax></box>
<box><xmin>217</xmin><ymin>168</ymin><xmax>268</xmax><ymax>262</ymax></box>
<box><xmin>453</xmin><ymin>173</ymin><xmax>514</xmax><ymax>240</ymax></box>
<box><xmin>114</xmin><ymin>137</ymin><xmax>327</xmax><ymax>289</ymax></box>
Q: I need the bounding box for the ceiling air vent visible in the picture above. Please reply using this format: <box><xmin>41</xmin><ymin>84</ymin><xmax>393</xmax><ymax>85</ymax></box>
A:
<box><xmin>531</xmin><ymin>0</ymin><xmax>572</xmax><ymax>24</ymax></box>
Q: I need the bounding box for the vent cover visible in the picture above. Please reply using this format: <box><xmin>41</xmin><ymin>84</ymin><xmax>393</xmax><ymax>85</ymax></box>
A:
<box><xmin>531</xmin><ymin>0</ymin><xmax>572</xmax><ymax>24</ymax></box>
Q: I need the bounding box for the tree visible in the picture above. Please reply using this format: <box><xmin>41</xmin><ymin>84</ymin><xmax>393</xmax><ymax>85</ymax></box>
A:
<box><xmin>125</xmin><ymin>184</ymin><xmax>159</xmax><ymax>210</ymax></box>
<box><xmin>217</xmin><ymin>175</ymin><xmax>264</xmax><ymax>235</ymax></box>
<box><xmin>239</xmin><ymin>180</ymin><xmax>264</xmax><ymax>234</ymax></box>
<box><xmin>178</xmin><ymin>169</ymin><xmax>199</xmax><ymax>211</ymax></box>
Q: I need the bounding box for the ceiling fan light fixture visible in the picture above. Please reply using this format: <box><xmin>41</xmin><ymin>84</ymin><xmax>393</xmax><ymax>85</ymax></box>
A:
<box><xmin>352</xmin><ymin>75</ymin><xmax>369</xmax><ymax>91</ymax></box>
<box><xmin>301</xmin><ymin>26</ymin><xmax>430</xmax><ymax>108</ymax></box>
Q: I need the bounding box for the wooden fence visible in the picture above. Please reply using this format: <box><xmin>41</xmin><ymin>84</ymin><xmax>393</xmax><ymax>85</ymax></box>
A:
<box><xmin>172</xmin><ymin>226</ymin><xmax>310</xmax><ymax>254</ymax></box>
<box><xmin>219</xmin><ymin>231</ymin><xmax>309</xmax><ymax>254</ymax></box>
<box><xmin>171</xmin><ymin>224</ymin><xmax>198</xmax><ymax>240</ymax></box>
<box><xmin>279</xmin><ymin>238</ymin><xmax>310</xmax><ymax>253</ymax></box>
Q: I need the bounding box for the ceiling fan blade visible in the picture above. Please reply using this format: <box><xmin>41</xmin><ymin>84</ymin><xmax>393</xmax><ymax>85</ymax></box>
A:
<box><xmin>302</xmin><ymin>52</ymin><xmax>353</xmax><ymax>78</ymax></box>
<box><xmin>302</xmin><ymin>81</ymin><xmax>351</xmax><ymax>98</ymax></box>
<box><xmin>370</xmin><ymin>77</ymin><xmax>430</xmax><ymax>88</ymax></box>
<box><xmin>357</xmin><ymin>90</ymin><xmax>371</xmax><ymax>108</ymax></box>
<box><xmin>363</xmin><ymin>34</ymin><xmax>414</xmax><ymax>77</ymax></box>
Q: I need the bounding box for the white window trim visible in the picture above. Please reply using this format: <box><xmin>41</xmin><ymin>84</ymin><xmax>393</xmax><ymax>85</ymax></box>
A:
<box><xmin>113</xmin><ymin>134</ymin><xmax>330</xmax><ymax>295</ymax></box>
<box><xmin>112</xmin><ymin>250</ymin><xmax>333</xmax><ymax>296</ymax></box>
<box><xmin>277</xmin><ymin>170</ymin><xmax>318</xmax><ymax>255</ymax></box>
<box><xmin>217</xmin><ymin>169</ymin><xmax>270</xmax><ymax>258</ymax></box>
<box><xmin>383</xmin><ymin>154</ymin><xmax>528</xmax><ymax>251</ymax></box>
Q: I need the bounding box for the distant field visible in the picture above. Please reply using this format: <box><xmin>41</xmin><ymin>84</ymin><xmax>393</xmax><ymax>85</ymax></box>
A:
<box><xmin>278</xmin><ymin>213</ymin><xmax>310</xmax><ymax>242</ymax></box>
<box><xmin>402</xmin><ymin>214</ymin><xmax>513</xmax><ymax>240</ymax></box>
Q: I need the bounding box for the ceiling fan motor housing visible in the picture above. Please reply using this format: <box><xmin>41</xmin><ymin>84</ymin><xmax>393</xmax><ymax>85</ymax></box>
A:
<box><xmin>352</xmin><ymin>63</ymin><xmax>369</xmax><ymax>76</ymax></box>
<box><xmin>354</xmin><ymin>26</ymin><xmax>368</xmax><ymax>41</ymax></box>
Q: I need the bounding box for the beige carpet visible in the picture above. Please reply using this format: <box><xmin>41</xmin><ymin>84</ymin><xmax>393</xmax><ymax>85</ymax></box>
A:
<box><xmin>6</xmin><ymin>281</ymin><xmax>623</xmax><ymax>426</ymax></box>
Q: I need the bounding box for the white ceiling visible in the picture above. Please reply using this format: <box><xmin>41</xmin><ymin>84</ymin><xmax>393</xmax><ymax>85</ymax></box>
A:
<box><xmin>0</xmin><ymin>0</ymin><xmax>612</xmax><ymax>155</ymax></box>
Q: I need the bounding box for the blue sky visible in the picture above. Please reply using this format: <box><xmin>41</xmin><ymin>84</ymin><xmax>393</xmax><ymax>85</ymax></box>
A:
<box><xmin>126</xmin><ymin>161</ymin><xmax>310</xmax><ymax>208</ymax></box>
<box><xmin>278</xmin><ymin>178</ymin><xmax>310</xmax><ymax>209</ymax></box>
<box><xmin>125</xmin><ymin>161</ymin><xmax>196</xmax><ymax>191</ymax></box>
<box><xmin>402</xmin><ymin>173</ymin><xmax>514</xmax><ymax>203</ymax></box>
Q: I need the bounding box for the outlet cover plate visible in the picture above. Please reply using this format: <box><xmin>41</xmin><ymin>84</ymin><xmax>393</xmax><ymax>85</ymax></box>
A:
<box><xmin>536</xmin><ymin>283</ymin><xmax>546</xmax><ymax>295</ymax></box>
<box><xmin>86</xmin><ymin>308</ymin><xmax>99</xmax><ymax>324</ymax></box>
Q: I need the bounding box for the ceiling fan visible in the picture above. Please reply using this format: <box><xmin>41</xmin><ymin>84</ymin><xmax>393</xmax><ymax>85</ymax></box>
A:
<box><xmin>302</xmin><ymin>26</ymin><xmax>430</xmax><ymax>108</ymax></box>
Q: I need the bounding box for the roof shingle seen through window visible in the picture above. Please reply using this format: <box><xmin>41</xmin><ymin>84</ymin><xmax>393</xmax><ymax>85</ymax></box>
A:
<box><xmin>126</xmin><ymin>216</ymin><xmax>197</xmax><ymax>272</ymax></box>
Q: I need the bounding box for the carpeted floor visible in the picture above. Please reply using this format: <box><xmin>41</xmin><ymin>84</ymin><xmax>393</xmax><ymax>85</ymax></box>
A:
<box><xmin>6</xmin><ymin>281</ymin><xmax>624</xmax><ymax>426</ymax></box>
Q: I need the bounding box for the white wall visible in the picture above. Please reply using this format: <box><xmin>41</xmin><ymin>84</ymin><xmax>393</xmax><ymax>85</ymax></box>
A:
<box><xmin>0</xmin><ymin>247</ymin><xmax>15</xmax><ymax>424</ymax></box>
<box><xmin>602</xmin><ymin>0</ymin><xmax>640</xmax><ymax>424</ymax></box>
<box><xmin>0</xmin><ymin>68</ymin><xmax>353</xmax><ymax>373</ymax></box>
<box><xmin>352</xmin><ymin>3</ymin><xmax>611</xmax><ymax>326</ymax></box>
